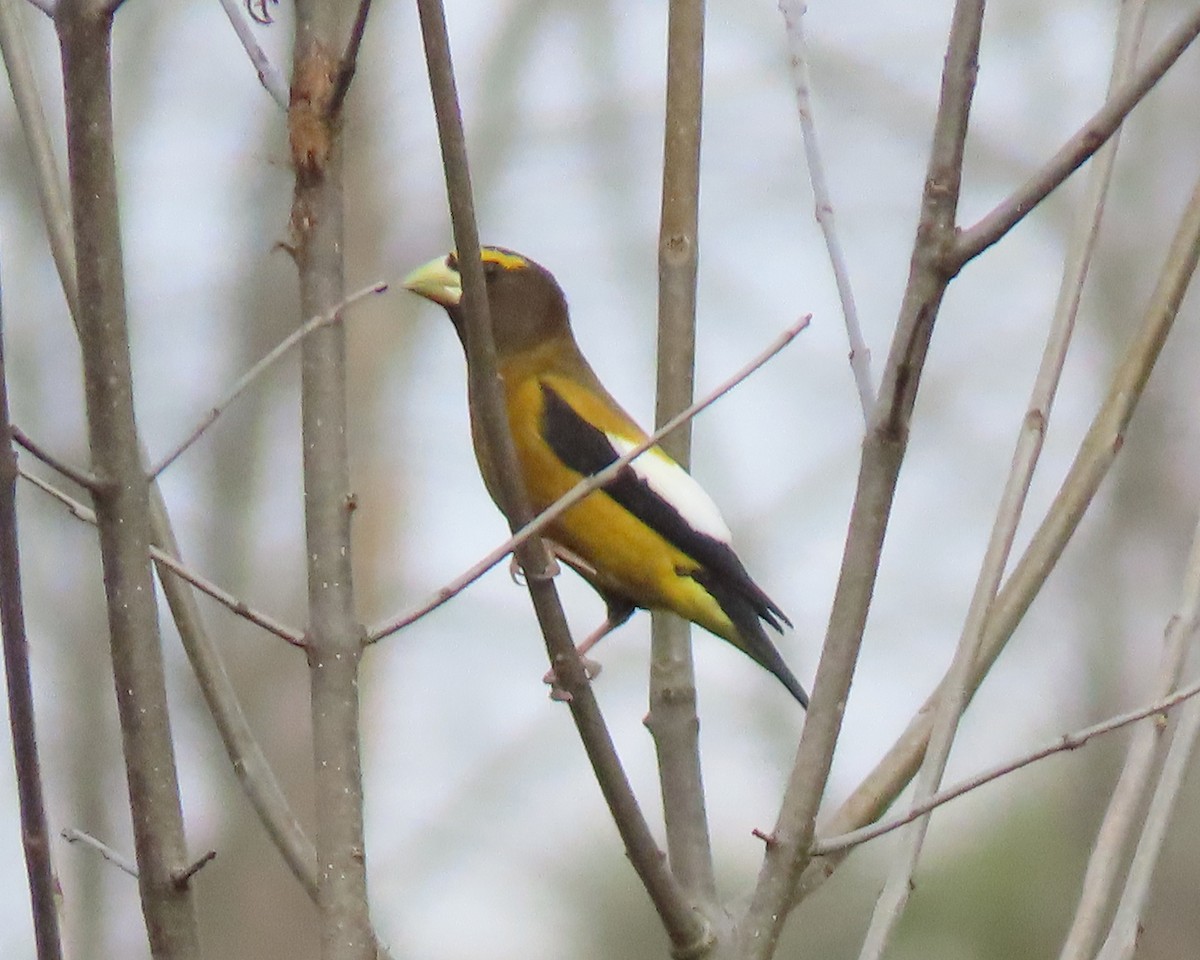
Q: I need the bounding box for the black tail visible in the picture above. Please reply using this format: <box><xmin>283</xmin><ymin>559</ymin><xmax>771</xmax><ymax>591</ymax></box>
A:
<box><xmin>689</xmin><ymin>569</ymin><xmax>808</xmax><ymax>708</ymax></box>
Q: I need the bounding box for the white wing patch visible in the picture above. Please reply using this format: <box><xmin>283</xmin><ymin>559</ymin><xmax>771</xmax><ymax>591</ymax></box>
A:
<box><xmin>607</xmin><ymin>434</ymin><xmax>733</xmax><ymax>545</ymax></box>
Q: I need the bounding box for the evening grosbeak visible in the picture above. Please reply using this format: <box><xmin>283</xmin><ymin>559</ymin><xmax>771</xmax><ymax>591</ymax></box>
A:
<box><xmin>403</xmin><ymin>246</ymin><xmax>808</xmax><ymax>707</ymax></box>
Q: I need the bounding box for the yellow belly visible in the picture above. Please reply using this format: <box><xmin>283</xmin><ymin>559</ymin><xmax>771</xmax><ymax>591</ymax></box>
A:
<box><xmin>501</xmin><ymin>370</ymin><xmax>736</xmax><ymax>642</ymax></box>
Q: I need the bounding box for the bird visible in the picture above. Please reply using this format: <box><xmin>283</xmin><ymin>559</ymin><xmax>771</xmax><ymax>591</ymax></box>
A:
<box><xmin>402</xmin><ymin>246</ymin><xmax>808</xmax><ymax>707</ymax></box>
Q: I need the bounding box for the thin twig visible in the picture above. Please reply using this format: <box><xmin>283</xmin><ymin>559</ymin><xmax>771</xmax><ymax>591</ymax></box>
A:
<box><xmin>61</xmin><ymin>828</ymin><xmax>138</xmax><ymax>879</ymax></box>
<box><xmin>19</xmin><ymin>467</ymin><xmax>306</xmax><ymax>645</ymax></box>
<box><xmin>149</xmin><ymin>280</ymin><xmax>386</xmax><ymax>479</ymax></box>
<box><xmin>779</xmin><ymin>0</ymin><xmax>873</xmax><ymax>418</ymax></box>
<box><xmin>851</xmin><ymin>10</ymin><xmax>989</xmax><ymax>957</ymax></box>
<box><xmin>171</xmin><ymin>850</ymin><xmax>217</xmax><ymax>889</ymax></box>
<box><xmin>10</xmin><ymin>425</ymin><xmax>99</xmax><ymax>491</ymax></box>
<box><xmin>814</xmin><ymin>672</ymin><xmax>1200</xmax><ymax>855</ymax></box>
<box><xmin>953</xmin><ymin>4</ymin><xmax>1200</xmax><ymax>266</ymax></box>
<box><xmin>216</xmin><ymin>0</ymin><xmax>289</xmax><ymax>108</ymax></box>
<box><xmin>367</xmin><ymin>315</ymin><xmax>808</xmax><ymax>643</ymax></box>
<box><xmin>1</xmin><ymin>270</ymin><xmax>65</xmax><ymax>960</ymax></box>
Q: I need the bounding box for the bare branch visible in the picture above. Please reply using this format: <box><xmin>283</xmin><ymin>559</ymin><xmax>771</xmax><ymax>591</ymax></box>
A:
<box><xmin>1096</xmin><ymin>684</ymin><xmax>1200</xmax><ymax>960</ymax></box>
<box><xmin>779</xmin><ymin>0</ymin><xmax>874</xmax><ymax>417</ymax></box>
<box><xmin>8</xmin><ymin>0</ymin><xmax>366</xmax><ymax>935</ymax></box>
<box><xmin>653</xmin><ymin>0</ymin><xmax>714</xmax><ymax>905</ymax></box>
<box><xmin>367</xmin><ymin>315</ymin><xmax>808</xmax><ymax>643</ymax></box>
<box><xmin>954</xmin><ymin>5</ymin><xmax>1200</xmax><ymax>266</ymax></box>
<box><xmin>56</xmin><ymin>5</ymin><xmax>201</xmax><ymax>953</ymax></box>
<box><xmin>737</xmin><ymin>4</ymin><xmax>987</xmax><ymax>957</ymax></box>
<box><xmin>794</xmin><ymin>152</ymin><xmax>1200</xmax><ymax>911</ymax></box>
<box><xmin>216</xmin><ymin>0</ymin><xmax>289</xmax><ymax>108</ymax></box>
<box><xmin>1046</xmin><ymin>4</ymin><xmax>1166</xmax><ymax>954</ymax></box>
<box><xmin>290</xmin><ymin>1</ymin><xmax>372</xmax><ymax>954</ymax></box>
<box><xmin>150</xmin><ymin>280</ymin><xmax>386</xmax><ymax>479</ymax></box>
<box><xmin>1</xmin><ymin>276</ymin><xmax>64</xmax><ymax>960</ymax></box>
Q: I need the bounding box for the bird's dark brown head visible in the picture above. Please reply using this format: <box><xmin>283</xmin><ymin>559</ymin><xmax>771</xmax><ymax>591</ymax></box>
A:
<box><xmin>403</xmin><ymin>247</ymin><xmax>571</xmax><ymax>358</ymax></box>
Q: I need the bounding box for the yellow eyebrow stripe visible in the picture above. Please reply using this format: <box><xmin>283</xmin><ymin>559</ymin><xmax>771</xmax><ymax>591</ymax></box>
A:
<box><xmin>481</xmin><ymin>248</ymin><xmax>529</xmax><ymax>270</ymax></box>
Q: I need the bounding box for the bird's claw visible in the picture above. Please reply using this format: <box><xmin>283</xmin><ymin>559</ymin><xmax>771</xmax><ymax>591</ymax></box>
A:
<box><xmin>543</xmin><ymin>656</ymin><xmax>602</xmax><ymax>701</ymax></box>
<box><xmin>549</xmin><ymin>684</ymin><xmax>573</xmax><ymax>703</ymax></box>
<box><xmin>508</xmin><ymin>555</ymin><xmax>524</xmax><ymax>586</ymax></box>
<box><xmin>508</xmin><ymin>553</ymin><xmax>562</xmax><ymax>586</ymax></box>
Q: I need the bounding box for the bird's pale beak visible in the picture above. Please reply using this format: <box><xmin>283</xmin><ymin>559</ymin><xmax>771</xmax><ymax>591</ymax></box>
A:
<box><xmin>402</xmin><ymin>255</ymin><xmax>463</xmax><ymax>307</ymax></box>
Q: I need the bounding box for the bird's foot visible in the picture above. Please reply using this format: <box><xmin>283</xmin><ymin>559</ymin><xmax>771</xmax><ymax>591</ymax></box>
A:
<box><xmin>543</xmin><ymin>656</ymin><xmax>602</xmax><ymax>701</ymax></box>
<box><xmin>508</xmin><ymin>552</ymin><xmax>561</xmax><ymax>586</ymax></box>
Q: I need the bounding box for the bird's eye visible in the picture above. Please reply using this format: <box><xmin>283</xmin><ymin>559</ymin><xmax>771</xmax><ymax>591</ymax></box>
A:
<box><xmin>446</xmin><ymin>253</ymin><xmax>459</xmax><ymax>272</ymax></box>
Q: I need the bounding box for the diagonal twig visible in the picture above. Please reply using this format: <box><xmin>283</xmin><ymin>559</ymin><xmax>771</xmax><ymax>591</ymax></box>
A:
<box><xmin>149</xmin><ymin>280</ymin><xmax>386</xmax><ymax>479</ymax></box>
<box><xmin>1095</xmin><ymin>665</ymin><xmax>1200</xmax><ymax>959</ymax></box>
<box><xmin>0</xmin><ymin>0</ymin><xmax>78</xmax><ymax>317</ymax></box>
<box><xmin>217</xmin><ymin>0</ymin><xmax>289</xmax><ymax>108</ymax></box>
<box><xmin>860</xmin><ymin>3</ymin><xmax>1152</xmax><ymax>949</ymax></box>
<box><xmin>1092</xmin><ymin>507</ymin><xmax>1200</xmax><ymax>959</ymax></box>
<box><xmin>10</xmin><ymin>424</ymin><xmax>99</xmax><ymax>491</ymax></box>
<box><xmin>953</xmin><ymin>4</ymin><xmax>1200</xmax><ymax>266</ymax></box>
<box><xmin>814</xmin><ymin>669</ymin><xmax>1200</xmax><ymax>856</ymax></box>
<box><xmin>19</xmin><ymin>466</ymin><xmax>306</xmax><ymax>645</ymax></box>
<box><xmin>61</xmin><ymin>828</ymin><xmax>138</xmax><ymax>879</ymax></box>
